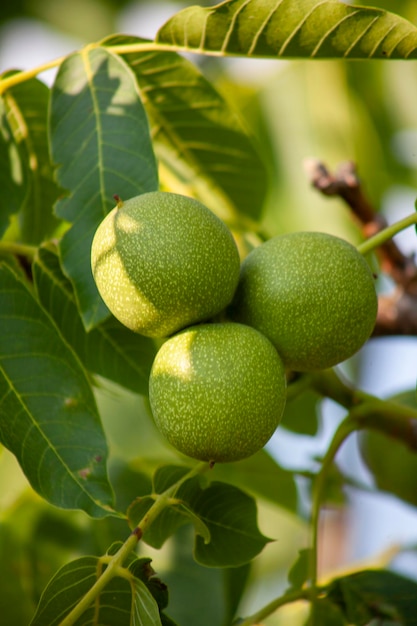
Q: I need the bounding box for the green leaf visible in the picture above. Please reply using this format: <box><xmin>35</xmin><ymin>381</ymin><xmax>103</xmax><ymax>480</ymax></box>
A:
<box><xmin>160</xmin><ymin>525</ymin><xmax>229</xmax><ymax>626</ymax></box>
<box><xmin>131</xmin><ymin>578</ymin><xmax>163</xmax><ymax>626</ymax></box>
<box><xmin>30</xmin><ymin>556</ymin><xmax>128</xmax><ymax>625</ymax></box>
<box><xmin>326</xmin><ymin>569</ymin><xmax>417</xmax><ymax>625</ymax></box>
<box><xmin>3</xmin><ymin>74</ymin><xmax>61</xmax><ymax>243</ymax></box>
<box><xmin>31</xmin><ymin>555</ymin><xmax>172</xmax><ymax>626</ymax></box>
<box><xmin>30</xmin><ymin>556</ymin><xmax>96</xmax><ymax>625</ymax></box>
<box><xmin>128</xmin><ymin>468</ymin><xmax>269</xmax><ymax>567</ymax></box>
<box><xmin>182</xmin><ymin>479</ymin><xmax>271</xmax><ymax>567</ymax></box>
<box><xmin>0</xmin><ymin>96</ymin><xmax>28</xmax><ymax>237</ymax></box>
<box><xmin>127</xmin><ymin>466</ymin><xmax>211</xmax><ymax>549</ymax></box>
<box><xmin>222</xmin><ymin>563</ymin><xmax>251</xmax><ymax>626</ymax></box>
<box><xmin>0</xmin><ymin>263</ymin><xmax>113</xmax><ymax>517</ymax></box>
<box><xmin>156</xmin><ymin>0</ymin><xmax>417</xmax><ymax>60</ymax></box>
<box><xmin>359</xmin><ymin>390</ymin><xmax>417</xmax><ymax>508</ymax></box>
<box><xmin>128</xmin><ymin>496</ymin><xmax>194</xmax><ymax>550</ymax></box>
<box><xmin>106</xmin><ymin>35</ymin><xmax>267</xmax><ymax>223</ymax></box>
<box><xmin>152</xmin><ymin>464</ymin><xmax>191</xmax><ymax>493</ymax></box>
<box><xmin>281</xmin><ymin>388</ymin><xmax>321</xmax><ymax>435</ymax></box>
<box><xmin>0</xmin><ymin>521</ymin><xmax>36</xmax><ymax>623</ymax></box>
<box><xmin>33</xmin><ymin>246</ymin><xmax>156</xmax><ymax>395</ymax></box>
<box><xmin>287</xmin><ymin>548</ymin><xmax>311</xmax><ymax>590</ymax></box>
<box><xmin>212</xmin><ymin>449</ymin><xmax>298</xmax><ymax>513</ymax></box>
<box><xmin>306</xmin><ymin>598</ymin><xmax>347</xmax><ymax>625</ymax></box>
<box><xmin>49</xmin><ymin>46</ymin><xmax>158</xmax><ymax>330</ymax></box>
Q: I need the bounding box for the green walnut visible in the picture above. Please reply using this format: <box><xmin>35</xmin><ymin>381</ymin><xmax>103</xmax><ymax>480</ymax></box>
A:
<box><xmin>149</xmin><ymin>322</ymin><xmax>287</xmax><ymax>463</ymax></box>
<box><xmin>91</xmin><ymin>192</ymin><xmax>240</xmax><ymax>337</ymax></box>
<box><xmin>230</xmin><ymin>231</ymin><xmax>378</xmax><ymax>371</ymax></box>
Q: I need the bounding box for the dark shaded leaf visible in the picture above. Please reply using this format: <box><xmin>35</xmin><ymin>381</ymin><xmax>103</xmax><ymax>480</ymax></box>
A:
<box><xmin>359</xmin><ymin>390</ymin><xmax>417</xmax><ymax>508</ymax></box>
<box><xmin>222</xmin><ymin>563</ymin><xmax>251</xmax><ymax>626</ymax></box>
<box><xmin>31</xmin><ymin>554</ymin><xmax>174</xmax><ymax>626</ymax></box>
<box><xmin>288</xmin><ymin>548</ymin><xmax>311</xmax><ymax>590</ymax></box>
<box><xmin>212</xmin><ymin>449</ymin><xmax>298</xmax><ymax>513</ymax></box>
<box><xmin>127</xmin><ymin>466</ymin><xmax>269</xmax><ymax>567</ymax></box>
<box><xmin>282</xmin><ymin>388</ymin><xmax>321</xmax><ymax>435</ymax></box>
<box><xmin>0</xmin><ymin>521</ymin><xmax>36</xmax><ymax>624</ymax></box>
<box><xmin>182</xmin><ymin>479</ymin><xmax>271</xmax><ymax>567</ymax></box>
<box><xmin>0</xmin><ymin>96</ymin><xmax>28</xmax><ymax>236</ymax></box>
<box><xmin>3</xmin><ymin>73</ymin><xmax>60</xmax><ymax>243</ymax></box>
<box><xmin>307</xmin><ymin>598</ymin><xmax>347</xmax><ymax>625</ymax></box>
<box><xmin>33</xmin><ymin>246</ymin><xmax>156</xmax><ymax>395</ymax></box>
<box><xmin>0</xmin><ymin>263</ymin><xmax>113</xmax><ymax>517</ymax></box>
<box><xmin>326</xmin><ymin>569</ymin><xmax>417</xmax><ymax>625</ymax></box>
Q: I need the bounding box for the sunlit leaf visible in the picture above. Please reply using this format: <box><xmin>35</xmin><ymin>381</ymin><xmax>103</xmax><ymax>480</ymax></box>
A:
<box><xmin>0</xmin><ymin>96</ymin><xmax>28</xmax><ymax>236</ymax></box>
<box><xmin>3</xmin><ymin>73</ymin><xmax>60</xmax><ymax>243</ymax></box>
<box><xmin>49</xmin><ymin>46</ymin><xmax>158</xmax><ymax>330</ymax></box>
<box><xmin>157</xmin><ymin>0</ymin><xmax>417</xmax><ymax>60</ymax></box>
<box><xmin>105</xmin><ymin>35</ymin><xmax>267</xmax><ymax>223</ymax></box>
<box><xmin>33</xmin><ymin>246</ymin><xmax>156</xmax><ymax>396</ymax></box>
<box><xmin>0</xmin><ymin>264</ymin><xmax>113</xmax><ymax>517</ymax></box>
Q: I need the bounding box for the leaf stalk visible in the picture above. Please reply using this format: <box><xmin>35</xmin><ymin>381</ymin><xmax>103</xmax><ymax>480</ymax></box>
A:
<box><xmin>0</xmin><ymin>240</ymin><xmax>38</xmax><ymax>261</ymax></box>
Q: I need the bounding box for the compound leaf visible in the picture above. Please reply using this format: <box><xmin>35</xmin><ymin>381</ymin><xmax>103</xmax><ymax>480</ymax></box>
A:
<box><xmin>50</xmin><ymin>46</ymin><xmax>158</xmax><ymax>330</ymax></box>
<box><xmin>156</xmin><ymin>0</ymin><xmax>417</xmax><ymax>60</ymax></box>
<box><xmin>0</xmin><ymin>263</ymin><xmax>113</xmax><ymax>517</ymax></box>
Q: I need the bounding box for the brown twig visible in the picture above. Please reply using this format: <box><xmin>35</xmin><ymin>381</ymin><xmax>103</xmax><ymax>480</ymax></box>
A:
<box><xmin>304</xmin><ymin>158</ymin><xmax>417</xmax><ymax>336</ymax></box>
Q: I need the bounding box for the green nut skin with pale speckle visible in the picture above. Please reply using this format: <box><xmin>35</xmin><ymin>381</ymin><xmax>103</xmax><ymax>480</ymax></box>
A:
<box><xmin>149</xmin><ymin>322</ymin><xmax>287</xmax><ymax>463</ymax></box>
<box><xmin>230</xmin><ymin>231</ymin><xmax>378</xmax><ymax>372</ymax></box>
<box><xmin>91</xmin><ymin>192</ymin><xmax>240</xmax><ymax>338</ymax></box>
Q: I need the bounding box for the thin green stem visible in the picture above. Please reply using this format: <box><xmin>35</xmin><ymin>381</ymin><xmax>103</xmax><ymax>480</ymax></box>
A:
<box><xmin>309</xmin><ymin>416</ymin><xmax>357</xmax><ymax>621</ymax></box>
<box><xmin>0</xmin><ymin>57</ymin><xmax>67</xmax><ymax>94</ymax></box>
<box><xmin>0</xmin><ymin>240</ymin><xmax>38</xmax><ymax>261</ymax></box>
<box><xmin>0</xmin><ymin>41</ymin><xmax>187</xmax><ymax>95</ymax></box>
<box><xmin>59</xmin><ymin>461</ymin><xmax>209</xmax><ymax>626</ymax></box>
<box><xmin>238</xmin><ymin>587</ymin><xmax>311</xmax><ymax>626</ymax></box>
<box><xmin>357</xmin><ymin>211</ymin><xmax>417</xmax><ymax>256</ymax></box>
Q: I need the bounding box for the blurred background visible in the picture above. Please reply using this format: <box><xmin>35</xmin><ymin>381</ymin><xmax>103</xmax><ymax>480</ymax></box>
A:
<box><xmin>1</xmin><ymin>1</ymin><xmax>417</xmax><ymax>624</ymax></box>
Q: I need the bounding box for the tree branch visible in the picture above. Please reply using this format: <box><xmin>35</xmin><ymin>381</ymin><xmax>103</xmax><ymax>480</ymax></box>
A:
<box><xmin>304</xmin><ymin>158</ymin><xmax>417</xmax><ymax>336</ymax></box>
